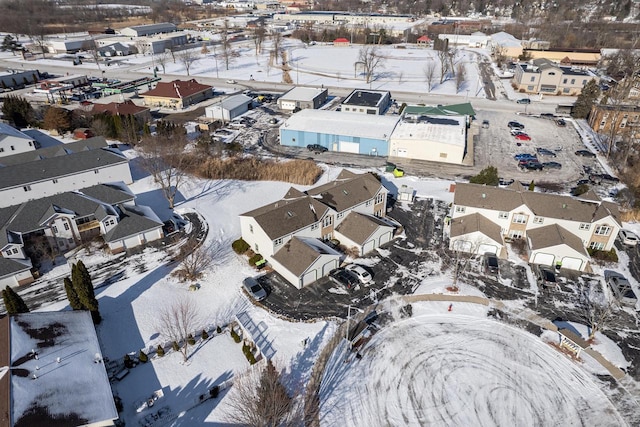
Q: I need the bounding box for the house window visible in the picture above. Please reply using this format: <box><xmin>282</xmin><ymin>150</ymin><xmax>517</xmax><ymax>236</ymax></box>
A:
<box><xmin>533</xmin><ymin>217</ymin><xmax>544</xmax><ymax>224</ymax></box>
<box><xmin>254</xmin><ymin>243</ymin><xmax>259</xmax><ymax>252</ymax></box>
<box><xmin>274</xmin><ymin>238</ymin><xmax>283</xmax><ymax>246</ymax></box>
<box><xmin>5</xmin><ymin>251</ymin><xmax>11</xmax><ymax>256</ymax></box>
<box><xmin>12</xmin><ymin>248</ymin><xmax>18</xmax><ymax>254</ymax></box>
<box><xmin>563</xmin><ymin>88</ymin><xmax>570</xmax><ymax>93</ymax></box>
<box><xmin>512</xmin><ymin>214</ymin><xmax>527</xmax><ymax>224</ymax></box>
<box><xmin>63</xmin><ymin>223</ymin><xmax>70</xmax><ymax>231</ymax></box>
<box><xmin>10</xmin><ymin>145</ymin><xmax>15</xmax><ymax>151</ymax></box>
<box><xmin>52</xmin><ymin>225</ymin><xmax>58</xmax><ymax>233</ymax></box>
<box><xmin>323</xmin><ymin>215</ymin><xmax>333</xmax><ymax>227</ymax></box>
<box><xmin>337</xmin><ymin>212</ymin><xmax>344</xmax><ymax>219</ymax></box>
<box><xmin>365</xmin><ymin>200</ymin><xmax>372</xmax><ymax>207</ymax></box>
<box><xmin>579</xmin><ymin>223</ymin><xmax>590</xmax><ymax>231</ymax></box>
<box><xmin>455</xmin><ymin>206</ymin><xmax>466</xmax><ymax>214</ymax></box>
<box><xmin>311</xmin><ymin>223</ymin><xmax>319</xmax><ymax>230</ymax></box>
<box><xmin>571</xmin><ymin>79</ymin><xmax>575</xmax><ymax>84</ymax></box>
<box><xmin>594</xmin><ymin>225</ymin><xmax>611</xmax><ymax>236</ymax></box>
<box><xmin>249</xmin><ymin>224</ymin><xmax>253</xmax><ymax>233</ymax></box>
<box><xmin>53</xmin><ymin>179</ymin><xmax>58</xmax><ymax>184</ymax></box>
<box><xmin>94</xmin><ymin>169</ymin><xmax>99</xmax><ymax>174</ymax></box>
<box><xmin>498</xmin><ymin>212</ymin><xmax>509</xmax><ymax>219</ymax></box>
<box><xmin>375</xmin><ymin>193</ymin><xmax>384</xmax><ymax>204</ymax></box>
<box><xmin>582</xmin><ymin>79</ymin><xmax>587</xmax><ymax>85</ymax></box>
<box><xmin>589</xmin><ymin>241</ymin><xmax>605</xmax><ymax>250</ymax></box>
<box><xmin>323</xmin><ymin>232</ymin><xmax>332</xmax><ymax>240</ymax></box>
<box><xmin>530</xmin><ymin>76</ymin><xmax>535</xmax><ymax>82</ymax></box>
<box><xmin>563</xmin><ymin>78</ymin><xmax>567</xmax><ymax>84</ymax></box>
<box><xmin>440</xmin><ymin>152</ymin><xmax>447</xmax><ymax>158</ymax></box>
<box><xmin>23</xmin><ymin>185</ymin><xmax>31</xmax><ymax>192</ymax></box>
<box><xmin>527</xmin><ymin>86</ymin><xmax>534</xmax><ymax>91</ymax></box>
<box><xmin>0</xmin><ymin>148</ymin><xmax>3</xmax><ymax>152</ymax></box>
<box><xmin>509</xmin><ymin>230</ymin><xmax>524</xmax><ymax>239</ymax></box>
<box><xmin>28</xmin><ymin>141</ymin><xmax>32</xmax><ymax>146</ymax></box>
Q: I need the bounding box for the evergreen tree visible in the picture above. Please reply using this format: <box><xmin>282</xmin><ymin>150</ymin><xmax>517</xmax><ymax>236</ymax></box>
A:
<box><xmin>2</xmin><ymin>286</ymin><xmax>29</xmax><ymax>314</ymax></box>
<box><xmin>64</xmin><ymin>277</ymin><xmax>83</xmax><ymax>310</ymax></box>
<box><xmin>71</xmin><ymin>262</ymin><xmax>101</xmax><ymax>324</ymax></box>
<box><xmin>1</xmin><ymin>95</ymin><xmax>34</xmax><ymax>127</ymax></box>
<box><xmin>1</xmin><ymin>35</ymin><xmax>18</xmax><ymax>54</ymax></box>
<box><xmin>469</xmin><ymin>166</ymin><xmax>499</xmax><ymax>186</ymax></box>
<box><xmin>572</xmin><ymin>79</ymin><xmax>600</xmax><ymax>119</ymax></box>
<box><xmin>256</xmin><ymin>359</ymin><xmax>292</xmax><ymax>426</ymax></box>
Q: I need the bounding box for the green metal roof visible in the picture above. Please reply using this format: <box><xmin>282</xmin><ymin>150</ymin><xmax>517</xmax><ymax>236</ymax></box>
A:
<box><xmin>403</xmin><ymin>102</ymin><xmax>476</xmax><ymax>117</ymax></box>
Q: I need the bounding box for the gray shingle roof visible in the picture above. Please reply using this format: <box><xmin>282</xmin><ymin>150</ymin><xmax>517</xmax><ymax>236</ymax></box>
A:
<box><xmin>0</xmin><ymin>147</ymin><xmax>127</xmax><ymax>191</ymax></box>
<box><xmin>0</xmin><ymin>136</ymin><xmax>108</xmax><ymax>167</ymax></box>
<box><xmin>0</xmin><ymin>257</ymin><xmax>31</xmax><ymax>278</ymax></box>
<box><xmin>306</xmin><ymin>171</ymin><xmax>384</xmax><ymax>213</ymax></box>
<box><xmin>335</xmin><ymin>212</ymin><xmax>394</xmax><ymax>245</ymax></box>
<box><xmin>527</xmin><ymin>224</ymin><xmax>588</xmax><ymax>256</ymax></box>
<box><xmin>450</xmin><ymin>212</ymin><xmax>503</xmax><ymax>244</ymax></box>
<box><xmin>103</xmin><ymin>207</ymin><xmax>162</xmax><ymax>242</ymax></box>
<box><xmin>271</xmin><ymin>237</ymin><xmax>339</xmax><ymax>277</ymax></box>
<box><xmin>79</xmin><ymin>183</ymin><xmax>135</xmax><ymax>206</ymax></box>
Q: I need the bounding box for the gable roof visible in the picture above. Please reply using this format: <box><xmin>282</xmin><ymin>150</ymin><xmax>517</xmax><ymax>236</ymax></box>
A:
<box><xmin>216</xmin><ymin>94</ymin><xmax>253</xmax><ymax>111</ymax></box>
<box><xmin>0</xmin><ymin>124</ymin><xmax>33</xmax><ymax>143</ymax></box>
<box><xmin>78</xmin><ymin>183</ymin><xmax>135</xmax><ymax>206</ymax></box>
<box><xmin>141</xmin><ymin>79</ymin><xmax>211</xmax><ymax>100</ymax></box>
<box><xmin>417</xmin><ymin>35</ymin><xmax>431</xmax><ymax>42</ymax></box>
<box><xmin>272</xmin><ymin>237</ymin><xmax>340</xmax><ymax>277</ymax></box>
<box><xmin>0</xmin><ymin>136</ymin><xmax>109</xmax><ymax>167</ymax></box>
<box><xmin>333</xmin><ymin>38</ymin><xmax>349</xmax><ymax>43</ymax></box>
<box><xmin>241</xmin><ymin>195</ymin><xmax>330</xmax><ymax>240</ymax></box>
<box><xmin>0</xmin><ymin>257</ymin><xmax>31</xmax><ymax>278</ymax></box>
<box><xmin>450</xmin><ymin>212</ymin><xmax>503</xmax><ymax>244</ymax></box>
<box><xmin>335</xmin><ymin>212</ymin><xmax>394</xmax><ymax>245</ymax></box>
<box><xmin>454</xmin><ymin>183</ymin><xmax>620</xmax><ymax>225</ymax></box>
<box><xmin>103</xmin><ymin>206</ymin><xmax>163</xmax><ymax>242</ymax></box>
<box><xmin>90</xmin><ymin>100</ymin><xmax>150</xmax><ymax>117</ymax></box>
<box><xmin>306</xmin><ymin>171</ymin><xmax>384</xmax><ymax>213</ymax></box>
<box><xmin>0</xmin><ymin>148</ymin><xmax>127</xmax><ymax>192</ymax></box>
<box><xmin>527</xmin><ymin>224</ymin><xmax>588</xmax><ymax>256</ymax></box>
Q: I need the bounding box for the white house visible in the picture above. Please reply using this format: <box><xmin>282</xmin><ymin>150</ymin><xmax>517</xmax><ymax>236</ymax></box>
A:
<box><xmin>449</xmin><ymin>182</ymin><xmax>621</xmax><ymax>271</ymax></box>
<box><xmin>270</xmin><ymin>237</ymin><xmax>342</xmax><ymax>289</ymax></box>
<box><xmin>0</xmin><ymin>123</ymin><xmax>37</xmax><ymax>157</ymax></box>
<box><xmin>205</xmin><ymin>94</ymin><xmax>253</xmax><ymax>122</ymax></box>
<box><xmin>334</xmin><ymin>212</ymin><xmax>396</xmax><ymax>256</ymax></box>
<box><xmin>0</xmin><ymin>258</ymin><xmax>33</xmax><ymax>288</ymax></box>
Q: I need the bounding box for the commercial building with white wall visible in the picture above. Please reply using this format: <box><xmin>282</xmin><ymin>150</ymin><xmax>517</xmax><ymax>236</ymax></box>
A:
<box><xmin>205</xmin><ymin>94</ymin><xmax>253</xmax><ymax>121</ymax></box>
<box><xmin>277</xmin><ymin>87</ymin><xmax>328</xmax><ymax>112</ymax></box>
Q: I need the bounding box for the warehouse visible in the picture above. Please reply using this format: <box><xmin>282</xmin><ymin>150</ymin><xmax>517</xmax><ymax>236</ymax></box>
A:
<box><xmin>205</xmin><ymin>94</ymin><xmax>253</xmax><ymax>121</ymax></box>
<box><xmin>279</xmin><ymin>109</ymin><xmax>399</xmax><ymax>155</ymax></box>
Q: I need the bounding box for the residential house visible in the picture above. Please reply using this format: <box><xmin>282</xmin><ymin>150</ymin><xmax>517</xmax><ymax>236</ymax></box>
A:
<box><xmin>277</xmin><ymin>87</ymin><xmax>328</xmax><ymax>112</ymax></box>
<box><xmin>140</xmin><ymin>79</ymin><xmax>213</xmax><ymax>109</ymax></box>
<box><xmin>0</xmin><ymin>141</ymin><xmax>132</xmax><ymax>208</ymax></box>
<box><xmin>341</xmin><ymin>89</ymin><xmax>392</xmax><ymax>115</ymax></box>
<box><xmin>0</xmin><ymin>258</ymin><xmax>33</xmax><ymax>288</ymax></box>
<box><xmin>449</xmin><ymin>182</ymin><xmax>622</xmax><ymax>271</ymax></box>
<box><xmin>90</xmin><ymin>100</ymin><xmax>152</xmax><ymax>124</ymax></box>
<box><xmin>0</xmin><ymin>311</ymin><xmax>119</xmax><ymax>427</ymax></box>
<box><xmin>0</xmin><ymin>123</ymin><xmax>37</xmax><ymax>157</ymax></box>
<box><xmin>205</xmin><ymin>94</ymin><xmax>253</xmax><ymax>122</ymax></box>
<box><xmin>512</xmin><ymin>58</ymin><xmax>599</xmax><ymax>95</ymax></box>
<box><xmin>240</xmin><ymin>170</ymin><xmax>392</xmax><ymax>288</ymax></box>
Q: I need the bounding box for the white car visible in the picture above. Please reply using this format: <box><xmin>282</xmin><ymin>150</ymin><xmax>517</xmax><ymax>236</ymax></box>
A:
<box><xmin>345</xmin><ymin>264</ymin><xmax>372</xmax><ymax>284</ymax></box>
<box><xmin>226</xmin><ymin>79</ymin><xmax>237</xmax><ymax>84</ymax></box>
<box><xmin>619</xmin><ymin>230</ymin><xmax>639</xmax><ymax>246</ymax></box>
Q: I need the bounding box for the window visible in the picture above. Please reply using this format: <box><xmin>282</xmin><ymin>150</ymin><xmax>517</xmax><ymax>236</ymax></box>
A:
<box><xmin>0</xmin><ymin>148</ymin><xmax>3</xmax><ymax>152</ymax></box>
<box><xmin>311</xmin><ymin>223</ymin><xmax>319</xmax><ymax>230</ymax></box>
<box><xmin>509</xmin><ymin>230</ymin><xmax>524</xmax><ymax>239</ymax></box>
<box><xmin>571</xmin><ymin>79</ymin><xmax>575</xmax><ymax>84</ymax></box>
<box><xmin>337</xmin><ymin>212</ymin><xmax>344</xmax><ymax>219</ymax></box>
<box><xmin>582</xmin><ymin>79</ymin><xmax>586</xmax><ymax>85</ymax></box>
<box><xmin>5</xmin><ymin>251</ymin><xmax>10</xmax><ymax>256</ymax></box>
<box><xmin>323</xmin><ymin>232</ymin><xmax>332</xmax><ymax>240</ymax></box>
<box><xmin>94</xmin><ymin>169</ymin><xmax>99</xmax><ymax>174</ymax></box>
<box><xmin>365</xmin><ymin>200</ymin><xmax>372</xmax><ymax>207</ymax></box>
<box><xmin>530</xmin><ymin>76</ymin><xmax>535</xmax><ymax>82</ymax></box>
<box><xmin>28</xmin><ymin>141</ymin><xmax>32</xmax><ymax>146</ymax></box>
<box><xmin>375</xmin><ymin>193</ymin><xmax>384</xmax><ymax>204</ymax></box>
<box><xmin>323</xmin><ymin>215</ymin><xmax>333</xmax><ymax>227</ymax></box>
<box><xmin>23</xmin><ymin>185</ymin><xmax>31</xmax><ymax>192</ymax></box>
<box><xmin>52</xmin><ymin>225</ymin><xmax>58</xmax><ymax>233</ymax></box>
<box><xmin>498</xmin><ymin>212</ymin><xmax>509</xmax><ymax>219</ymax></box>
<box><xmin>563</xmin><ymin>88</ymin><xmax>570</xmax><ymax>93</ymax></box>
<box><xmin>439</xmin><ymin>152</ymin><xmax>448</xmax><ymax>158</ymax></box>
<box><xmin>63</xmin><ymin>223</ymin><xmax>70</xmax><ymax>231</ymax></box>
<box><xmin>12</xmin><ymin>248</ymin><xmax>18</xmax><ymax>254</ymax></box>
<box><xmin>455</xmin><ymin>206</ymin><xmax>466</xmax><ymax>214</ymax></box>
<box><xmin>249</xmin><ymin>224</ymin><xmax>253</xmax><ymax>233</ymax></box>
<box><xmin>527</xmin><ymin>85</ymin><xmax>534</xmax><ymax>91</ymax></box>
<box><xmin>254</xmin><ymin>244</ymin><xmax>259</xmax><ymax>252</ymax></box>
<box><xmin>274</xmin><ymin>238</ymin><xmax>283</xmax><ymax>246</ymax></box>
<box><xmin>10</xmin><ymin>145</ymin><xmax>14</xmax><ymax>151</ymax></box>
<box><xmin>548</xmin><ymin>72</ymin><xmax>555</xmax><ymax>75</ymax></box>
<box><xmin>589</xmin><ymin>241</ymin><xmax>605</xmax><ymax>250</ymax></box>
<box><xmin>594</xmin><ymin>225</ymin><xmax>611</xmax><ymax>236</ymax></box>
<box><xmin>53</xmin><ymin>179</ymin><xmax>58</xmax><ymax>184</ymax></box>
<box><xmin>533</xmin><ymin>217</ymin><xmax>544</xmax><ymax>224</ymax></box>
<box><xmin>512</xmin><ymin>214</ymin><xmax>527</xmax><ymax>224</ymax></box>
<box><xmin>563</xmin><ymin>78</ymin><xmax>567</xmax><ymax>84</ymax></box>
<box><xmin>579</xmin><ymin>223</ymin><xmax>590</xmax><ymax>231</ymax></box>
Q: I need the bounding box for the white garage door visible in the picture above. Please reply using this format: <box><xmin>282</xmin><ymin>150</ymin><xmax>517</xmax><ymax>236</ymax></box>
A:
<box><xmin>379</xmin><ymin>231</ymin><xmax>392</xmax><ymax>245</ymax></box>
<box><xmin>478</xmin><ymin>244</ymin><xmax>498</xmax><ymax>255</ymax></box>
<box><xmin>322</xmin><ymin>259</ymin><xmax>338</xmax><ymax>276</ymax></box>
<box><xmin>533</xmin><ymin>252</ymin><xmax>555</xmax><ymax>266</ymax></box>
<box><xmin>363</xmin><ymin>240</ymin><xmax>376</xmax><ymax>254</ymax></box>
<box><xmin>339</xmin><ymin>141</ymin><xmax>360</xmax><ymax>154</ymax></box>
<box><xmin>452</xmin><ymin>240</ymin><xmax>472</xmax><ymax>253</ymax></box>
<box><xmin>561</xmin><ymin>257</ymin><xmax>583</xmax><ymax>271</ymax></box>
<box><xmin>302</xmin><ymin>270</ymin><xmax>318</xmax><ymax>286</ymax></box>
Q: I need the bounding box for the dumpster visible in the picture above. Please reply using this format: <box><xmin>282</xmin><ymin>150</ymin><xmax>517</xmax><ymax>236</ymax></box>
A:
<box><xmin>385</xmin><ymin>163</ymin><xmax>396</xmax><ymax>172</ymax></box>
<box><xmin>393</xmin><ymin>168</ymin><xmax>405</xmax><ymax>177</ymax></box>
<box><xmin>255</xmin><ymin>259</ymin><xmax>267</xmax><ymax>270</ymax></box>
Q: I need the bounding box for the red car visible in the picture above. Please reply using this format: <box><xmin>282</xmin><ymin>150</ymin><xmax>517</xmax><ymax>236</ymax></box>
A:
<box><xmin>515</xmin><ymin>134</ymin><xmax>531</xmax><ymax>141</ymax></box>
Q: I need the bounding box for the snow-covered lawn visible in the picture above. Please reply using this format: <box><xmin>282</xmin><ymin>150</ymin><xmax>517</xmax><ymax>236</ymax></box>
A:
<box><xmin>320</xmin><ymin>301</ymin><xmax>626</xmax><ymax>426</ymax></box>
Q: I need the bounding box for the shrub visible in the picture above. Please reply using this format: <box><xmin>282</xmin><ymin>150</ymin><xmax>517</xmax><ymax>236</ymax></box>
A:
<box><xmin>588</xmin><ymin>248</ymin><xmax>618</xmax><ymax>263</ymax></box>
<box><xmin>209</xmin><ymin>385</ymin><xmax>220</xmax><ymax>398</ymax></box>
<box><xmin>172</xmin><ymin>341</ymin><xmax>180</xmax><ymax>352</ymax></box>
<box><xmin>242</xmin><ymin>343</ymin><xmax>257</xmax><ymax>365</ymax></box>
<box><xmin>399</xmin><ymin>304</ymin><xmax>413</xmax><ymax>319</ymax></box>
<box><xmin>123</xmin><ymin>354</ymin><xmax>134</xmax><ymax>368</ymax></box>
<box><xmin>469</xmin><ymin>166</ymin><xmax>499</xmax><ymax>186</ymax></box>
<box><xmin>248</xmin><ymin>254</ymin><xmax>263</xmax><ymax>266</ymax></box>
<box><xmin>201</xmin><ymin>329</ymin><xmax>209</xmax><ymax>340</ymax></box>
<box><xmin>572</xmin><ymin>184</ymin><xmax>590</xmax><ymax>196</ymax></box>
<box><xmin>230</xmin><ymin>327</ymin><xmax>241</xmax><ymax>343</ymax></box>
<box><xmin>187</xmin><ymin>334</ymin><xmax>196</xmax><ymax>346</ymax></box>
<box><xmin>139</xmin><ymin>350</ymin><xmax>148</xmax><ymax>363</ymax></box>
<box><xmin>156</xmin><ymin>345</ymin><xmax>165</xmax><ymax>357</ymax></box>
<box><xmin>216</xmin><ymin>326</ymin><xmax>222</xmax><ymax>334</ymax></box>
<box><xmin>192</xmin><ymin>157</ymin><xmax>322</xmax><ymax>186</ymax></box>
<box><xmin>232</xmin><ymin>238</ymin><xmax>250</xmax><ymax>254</ymax></box>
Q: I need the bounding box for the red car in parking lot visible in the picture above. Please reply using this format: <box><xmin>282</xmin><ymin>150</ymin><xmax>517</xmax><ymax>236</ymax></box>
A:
<box><xmin>515</xmin><ymin>134</ymin><xmax>531</xmax><ymax>141</ymax></box>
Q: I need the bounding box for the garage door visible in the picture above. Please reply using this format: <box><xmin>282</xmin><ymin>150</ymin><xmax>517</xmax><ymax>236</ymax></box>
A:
<box><xmin>452</xmin><ymin>240</ymin><xmax>472</xmax><ymax>253</ymax></box>
<box><xmin>322</xmin><ymin>259</ymin><xmax>338</xmax><ymax>276</ymax></box>
<box><xmin>532</xmin><ymin>252</ymin><xmax>555</xmax><ymax>266</ymax></box>
<box><xmin>339</xmin><ymin>141</ymin><xmax>360</xmax><ymax>154</ymax></box>
<box><xmin>363</xmin><ymin>240</ymin><xmax>376</xmax><ymax>254</ymax></box>
<box><xmin>478</xmin><ymin>244</ymin><xmax>498</xmax><ymax>255</ymax></box>
<box><xmin>302</xmin><ymin>270</ymin><xmax>318</xmax><ymax>287</ymax></box>
<box><xmin>379</xmin><ymin>231</ymin><xmax>392</xmax><ymax>245</ymax></box>
<box><xmin>561</xmin><ymin>257</ymin><xmax>583</xmax><ymax>271</ymax></box>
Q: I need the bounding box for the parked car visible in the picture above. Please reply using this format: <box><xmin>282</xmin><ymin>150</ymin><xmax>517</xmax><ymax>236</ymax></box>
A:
<box><xmin>535</xmin><ymin>265</ymin><xmax>557</xmax><ymax>289</ymax></box>
<box><xmin>508</xmin><ymin>121</ymin><xmax>525</xmax><ymax>130</ymax></box>
<box><xmin>542</xmin><ymin>161</ymin><xmax>562</xmax><ymax>169</ymax></box>
<box><xmin>307</xmin><ymin>144</ymin><xmax>328</xmax><ymax>153</ymax></box>
<box><xmin>482</xmin><ymin>120</ymin><xmax>490</xmax><ymax>129</ymax></box>
<box><xmin>483</xmin><ymin>252</ymin><xmax>499</xmax><ymax>275</ymax></box>
<box><xmin>575</xmin><ymin>150</ymin><xmax>597</xmax><ymax>158</ymax></box>
<box><xmin>514</xmin><ymin>153</ymin><xmax>537</xmax><ymax>161</ymax></box>
<box><xmin>226</xmin><ymin>79</ymin><xmax>237</xmax><ymax>84</ymax></box>
<box><xmin>536</xmin><ymin>148</ymin><xmax>556</xmax><ymax>157</ymax></box>
<box><xmin>520</xmin><ymin>161</ymin><xmax>544</xmax><ymax>171</ymax></box>
<box><xmin>555</xmin><ymin>119</ymin><xmax>567</xmax><ymax>127</ymax></box>
<box><xmin>510</xmin><ymin>129</ymin><xmax>528</xmax><ymax>136</ymax></box>
<box><xmin>517</xmin><ymin>98</ymin><xmax>531</xmax><ymax>104</ymax></box>
<box><xmin>330</xmin><ymin>268</ymin><xmax>359</xmax><ymax>290</ymax></box>
<box><xmin>345</xmin><ymin>264</ymin><xmax>373</xmax><ymax>284</ymax></box>
<box><xmin>242</xmin><ymin>277</ymin><xmax>267</xmax><ymax>301</ymax></box>
<box><xmin>605</xmin><ymin>270</ymin><xmax>638</xmax><ymax>306</ymax></box>
<box><xmin>515</xmin><ymin>134</ymin><xmax>532</xmax><ymax>141</ymax></box>
<box><xmin>619</xmin><ymin>229</ymin><xmax>639</xmax><ymax>246</ymax></box>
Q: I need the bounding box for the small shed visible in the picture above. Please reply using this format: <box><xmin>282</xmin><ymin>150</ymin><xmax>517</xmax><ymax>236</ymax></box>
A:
<box><xmin>417</xmin><ymin>35</ymin><xmax>431</xmax><ymax>46</ymax></box>
<box><xmin>205</xmin><ymin>94</ymin><xmax>253</xmax><ymax>122</ymax></box>
<box><xmin>333</xmin><ymin>38</ymin><xmax>350</xmax><ymax>47</ymax></box>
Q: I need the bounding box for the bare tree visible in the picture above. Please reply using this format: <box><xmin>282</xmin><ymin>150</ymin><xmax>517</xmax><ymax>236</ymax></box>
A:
<box><xmin>493</xmin><ymin>45</ymin><xmax>508</xmax><ymax>68</ymax></box>
<box><xmin>252</xmin><ymin>24</ymin><xmax>267</xmax><ymax>57</ymax></box>
<box><xmin>356</xmin><ymin>45</ymin><xmax>385</xmax><ymax>84</ymax></box>
<box><xmin>87</xmin><ymin>38</ymin><xmax>102</xmax><ymax>71</ymax></box>
<box><xmin>157</xmin><ymin>298</ymin><xmax>201</xmax><ymax>362</ymax></box>
<box><xmin>578</xmin><ymin>279</ymin><xmax>615</xmax><ymax>340</ymax></box>
<box><xmin>225</xmin><ymin>359</ymin><xmax>297</xmax><ymax>426</ymax></box>
<box><xmin>173</xmin><ymin>240</ymin><xmax>218</xmax><ymax>282</ymax></box>
<box><xmin>176</xmin><ymin>48</ymin><xmax>199</xmax><ymax>76</ymax></box>
<box><xmin>270</xmin><ymin>30</ymin><xmax>283</xmax><ymax>67</ymax></box>
<box><xmin>455</xmin><ymin>63</ymin><xmax>467</xmax><ymax>93</ymax></box>
<box><xmin>137</xmin><ymin>132</ymin><xmax>194</xmax><ymax>209</ymax></box>
<box><xmin>155</xmin><ymin>50</ymin><xmax>170</xmax><ymax>74</ymax></box>
<box><xmin>134</xmin><ymin>40</ymin><xmax>150</xmax><ymax>56</ymax></box>
<box><xmin>436</xmin><ymin>48</ymin><xmax>450</xmax><ymax>84</ymax></box>
<box><xmin>424</xmin><ymin>60</ymin><xmax>436</xmax><ymax>92</ymax></box>
<box><xmin>200</xmin><ymin>41</ymin><xmax>209</xmax><ymax>55</ymax></box>
<box><xmin>219</xmin><ymin>20</ymin><xmax>234</xmax><ymax>71</ymax></box>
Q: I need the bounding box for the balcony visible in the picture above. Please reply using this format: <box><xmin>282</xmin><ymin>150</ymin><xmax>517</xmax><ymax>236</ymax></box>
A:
<box><xmin>77</xmin><ymin>220</ymin><xmax>101</xmax><ymax>233</ymax></box>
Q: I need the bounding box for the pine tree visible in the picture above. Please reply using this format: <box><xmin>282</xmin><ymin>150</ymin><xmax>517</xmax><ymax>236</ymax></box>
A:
<box><xmin>2</xmin><ymin>287</ymin><xmax>16</xmax><ymax>314</ymax></box>
<box><xmin>572</xmin><ymin>79</ymin><xmax>600</xmax><ymax>119</ymax></box>
<box><xmin>64</xmin><ymin>277</ymin><xmax>83</xmax><ymax>310</ymax></box>
<box><xmin>256</xmin><ymin>359</ymin><xmax>292</xmax><ymax>426</ymax></box>
<box><xmin>71</xmin><ymin>262</ymin><xmax>101</xmax><ymax>324</ymax></box>
<box><xmin>2</xmin><ymin>286</ymin><xmax>29</xmax><ymax>314</ymax></box>
<box><xmin>156</xmin><ymin>344</ymin><xmax>165</xmax><ymax>357</ymax></box>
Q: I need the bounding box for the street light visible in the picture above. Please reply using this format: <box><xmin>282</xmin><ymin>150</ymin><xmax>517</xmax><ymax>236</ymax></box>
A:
<box><xmin>345</xmin><ymin>305</ymin><xmax>365</xmax><ymax>347</ymax></box>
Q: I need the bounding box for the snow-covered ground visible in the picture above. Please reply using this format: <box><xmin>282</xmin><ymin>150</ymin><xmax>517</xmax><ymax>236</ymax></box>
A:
<box><xmin>320</xmin><ymin>301</ymin><xmax>627</xmax><ymax>426</ymax></box>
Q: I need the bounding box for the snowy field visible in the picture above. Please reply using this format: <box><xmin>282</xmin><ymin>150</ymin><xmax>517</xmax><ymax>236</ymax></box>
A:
<box><xmin>320</xmin><ymin>301</ymin><xmax>627</xmax><ymax>426</ymax></box>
